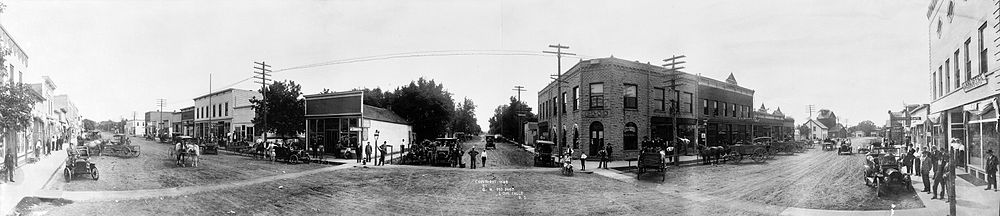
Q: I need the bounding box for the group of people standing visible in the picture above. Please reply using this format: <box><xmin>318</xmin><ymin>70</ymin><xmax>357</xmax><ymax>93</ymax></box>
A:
<box><xmin>356</xmin><ymin>141</ymin><xmax>390</xmax><ymax>166</ymax></box>
<box><xmin>910</xmin><ymin>146</ymin><xmax>999</xmax><ymax>201</ymax></box>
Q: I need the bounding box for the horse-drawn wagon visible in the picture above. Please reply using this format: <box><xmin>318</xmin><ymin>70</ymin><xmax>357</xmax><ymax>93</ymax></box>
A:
<box><xmin>725</xmin><ymin>143</ymin><xmax>768</xmax><ymax>164</ymax></box>
<box><xmin>173</xmin><ymin>136</ymin><xmax>200</xmax><ymax>167</ymax></box>
<box><xmin>636</xmin><ymin>147</ymin><xmax>666</xmax><ymax>181</ymax></box>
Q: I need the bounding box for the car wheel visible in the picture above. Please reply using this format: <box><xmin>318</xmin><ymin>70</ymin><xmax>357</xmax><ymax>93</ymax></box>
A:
<box><xmin>91</xmin><ymin>167</ymin><xmax>99</xmax><ymax>180</ymax></box>
<box><xmin>64</xmin><ymin>168</ymin><xmax>72</xmax><ymax>182</ymax></box>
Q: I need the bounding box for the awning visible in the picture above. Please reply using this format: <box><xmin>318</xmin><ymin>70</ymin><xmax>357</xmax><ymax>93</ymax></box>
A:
<box><xmin>925</xmin><ymin>113</ymin><xmax>941</xmax><ymax>125</ymax></box>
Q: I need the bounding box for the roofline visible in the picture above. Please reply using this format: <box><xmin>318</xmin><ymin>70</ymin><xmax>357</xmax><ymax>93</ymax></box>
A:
<box><xmin>0</xmin><ymin>23</ymin><xmax>28</xmax><ymax>61</ymax></box>
<box><xmin>303</xmin><ymin>90</ymin><xmax>363</xmax><ymax>98</ymax></box>
<box><xmin>194</xmin><ymin>88</ymin><xmax>251</xmax><ymax>100</ymax></box>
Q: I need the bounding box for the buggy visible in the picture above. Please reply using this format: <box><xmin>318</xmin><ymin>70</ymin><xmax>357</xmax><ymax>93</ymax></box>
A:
<box><xmin>102</xmin><ymin>134</ymin><xmax>140</xmax><ymax>157</ymax></box>
<box><xmin>636</xmin><ymin>147</ymin><xmax>666</xmax><ymax>181</ymax></box>
<box><xmin>863</xmin><ymin>146</ymin><xmax>913</xmax><ymax>196</ymax></box>
<box><xmin>726</xmin><ymin>142</ymin><xmax>768</xmax><ymax>164</ymax></box>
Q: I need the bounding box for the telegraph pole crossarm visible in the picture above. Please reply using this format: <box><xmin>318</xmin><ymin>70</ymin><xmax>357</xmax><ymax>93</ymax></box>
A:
<box><xmin>544</xmin><ymin>44</ymin><xmax>575</xmax><ymax>155</ymax></box>
<box><xmin>253</xmin><ymin>61</ymin><xmax>272</xmax><ymax>140</ymax></box>
<box><xmin>663</xmin><ymin>55</ymin><xmax>686</xmax><ymax>166</ymax></box>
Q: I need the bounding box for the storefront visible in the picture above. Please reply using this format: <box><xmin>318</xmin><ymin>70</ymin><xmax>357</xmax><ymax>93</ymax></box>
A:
<box><xmin>959</xmin><ymin>97</ymin><xmax>998</xmax><ymax>180</ymax></box>
<box><xmin>304</xmin><ymin>91</ymin><xmax>413</xmax><ymax>159</ymax></box>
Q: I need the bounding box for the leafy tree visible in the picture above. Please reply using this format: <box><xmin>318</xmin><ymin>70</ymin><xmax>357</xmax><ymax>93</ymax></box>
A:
<box><xmin>450</xmin><ymin>98</ymin><xmax>481</xmax><ymax>135</ymax></box>
<box><xmin>488</xmin><ymin>97</ymin><xmax>537</xmax><ymax>142</ymax></box>
<box><xmin>82</xmin><ymin>119</ymin><xmax>96</xmax><ymax>131</ymax></box>
<box><xmin>797</xmin><ymin>124</ymin><xmax>812</xmax><ymax>138</ymax></box>
<box><xmin>355</xmin><ymin>87</ymin><xmax>395</xmax><ymax>109</ymax></box>
<box><xmin>250</xmin><ymin>80</ymin><xmax>305</xmax><ymax>138</ymax></box>
<box><xmin>390</xmin><ymin>78</ymin><xmax>455</xmax><ymax>141</ymax></box>
<box><xmin>0</xmin><ymin>83</ymin><xmax>38</xmax><ymax>141</ymax></box>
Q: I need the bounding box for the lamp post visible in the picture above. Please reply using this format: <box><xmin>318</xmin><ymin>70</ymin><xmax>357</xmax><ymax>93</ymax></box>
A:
<box><xmin>374</xmin><ymin>130</ymin><xmax>380</xmax><ymax>164</ymax></box>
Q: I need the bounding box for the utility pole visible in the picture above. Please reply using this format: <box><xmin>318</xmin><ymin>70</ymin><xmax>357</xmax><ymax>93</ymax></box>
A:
<box><xmin>208</xmin><ymin>74</ymin><xmax>213</xmax><ymax>139</ymax></box>
<box><xmin>544</xmin><ymin>44</ymin><xmax>574</xmax><ymax>154</ymax></box>
<box><xmin>253</xmin><ymin>61</ymin><xmax>272</xmax><ymax>141</ymax></box>
<box><xmin>808</xmin><ymin>105</ymin><xmax>815</xmax><ymax>119</ymax></box>
<box><xmin>513</xmin><ymin>86</ymin><xmax>526</xmax><ymax>144</ymax></box>
<box><xmin>663</xmin><ymin>55</ymin><xmax>686</xmax><ymax>166</ymax></box>
<box><xmin>157</xmin><ymin>98</ymin><xmax>165</xmax><ymax>139</ymax></box>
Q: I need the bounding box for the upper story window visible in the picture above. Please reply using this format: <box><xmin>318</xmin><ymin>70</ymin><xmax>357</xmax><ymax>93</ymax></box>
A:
<box><xmin>979</xmin><ymin>22</ymin><xmax>989</xmax><ymax>75</ymax></box>
<box><xmin>589</xmin><ymin>83</ymin><xmax>605</xmax><ymax>109</ymax></box>
<box><xmin>722</xmin><ymin>102</ymin><xmax>729</xmax><ymax>117</ymax></box>
<box><xmin>712</xmin><ymin>101</ymin><xmax>719</xmax><ymax>116</ymax></box>
<box><xmin>702</xmin><ymin>99</ymin><xmax>709</xmax><ymax>115</ymax></box>
<box><xmin>225</xmin><ymin>102</ymin><xmax>229</xmax><ymax>116</ymax></box>
<box><xmin>572</xmin><ymin>86</ymin><xmax>579</xmax><ymax>110</ymax></box>
<box><xmin>653</xmin><ymin>88</ymin><xmax>665</xmax><ymax>111</ymax></box>
<box><xmin>947</xmin><ymin>1</ymin><xmax>954</xmax><ymax>21</ymax></box>
<box><xmin>965</xmin><ymin>39</ymin><xmax>972</xmax><ymax>77</ymax></box>
<box><xmin>937</xmin><ymin>20</ymin><xmax>943</xmax><ymax>38</ymax></box>
<box><xmin>623</xmin><ymin>84</ymin><xmax>638</xmax><ymax>109</ymax></box>
<box><xmin>681</xmin><ymin>92</ymin><xmax>693</xmax><ymax>113</ymax></box>
<box><xmin>945</xmin><ymin>61</ymin><xmax>951</xmax><ymax>92</ymax></box>
<box><xmin>561</xmin><ymin>92</ymin><xmax>567</xmax><ymax>113</ymax></box>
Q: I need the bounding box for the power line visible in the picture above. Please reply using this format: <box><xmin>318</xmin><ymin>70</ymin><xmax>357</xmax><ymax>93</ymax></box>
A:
<box><xmin>274</xmin><ymin>50</ymin><xmax>591</xmax><ymax>73</ymax></box>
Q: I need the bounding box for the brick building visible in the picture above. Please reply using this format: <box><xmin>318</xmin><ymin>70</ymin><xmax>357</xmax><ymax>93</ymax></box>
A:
<box><xmin>538</xmin><ymin>57</ymin><xmax>776</xmax><ymax>160</ymax></box>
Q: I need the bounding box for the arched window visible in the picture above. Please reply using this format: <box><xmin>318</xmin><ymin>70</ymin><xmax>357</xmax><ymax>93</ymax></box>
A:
<box><xmin>589</xmin><ymin>122</ymin><xmax>604</xmax><ymax>156</ymax></box>
<box><xmin>573</xmin><ymin>128</ymin><xmax>579</xmax><ymax>149</ymax></box>
<box><xmin>624</xmin><ymin>122</ymin><xmax>638</xmax><ymax>150</ymax></box>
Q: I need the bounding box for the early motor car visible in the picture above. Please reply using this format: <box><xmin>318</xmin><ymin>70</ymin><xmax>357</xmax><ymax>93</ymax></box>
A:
<box><xmin>65</xmin><ymin>146</ymin><xmax>99</xmax><ymax>181</ymax></box>
<box><xmin>533</xmin><ymin>140</ymin><xmax>557</xmax><ymax>167</ymax></box>
<box><xmin>863</xmin><ymin>147</ymin><xmax>912</xmax><ymax>196</ymax></box>
<box><xmin>838</xmin><ymin>141</ymin><xmax>853</xmax><ymax>155</ymax></box>
<box><xmin>485</xmin><ymin>135</ymin><xmax>496</xmax><ymax>150</ymax></box>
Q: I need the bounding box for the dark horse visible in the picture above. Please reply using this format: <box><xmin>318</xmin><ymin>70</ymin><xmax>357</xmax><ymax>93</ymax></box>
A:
<box><xmin>697</xmin><ymin>143</ymin><xmax>727</xmax><ymax>165</ymax></box>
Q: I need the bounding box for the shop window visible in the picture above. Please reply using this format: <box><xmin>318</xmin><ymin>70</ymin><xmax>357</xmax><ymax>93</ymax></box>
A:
<box><xmin>969</xmin><ymin>122</ymin><xmax>983</xmax><ymax>167</ymax></box>
<box><xmin>624</xmin><ymin>84</ymin><xmax>638</xmax><ymax>109</ymax></box>
<box><xmin>624</xmin><ymin>122</ymin><xmax>638</xmax><ymax>150</ymax></box>
<box><xmin>590</xmin><ymin>83</ymin><xmax>605</xmax><ymax>109</ymax></box>
<box><xmin>984</xmin><ymin>121</ymin><xmax>998</xmax><ymax>167</ymax></box>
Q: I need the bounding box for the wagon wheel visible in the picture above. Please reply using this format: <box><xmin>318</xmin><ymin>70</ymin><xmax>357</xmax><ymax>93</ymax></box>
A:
<box><xmin>729</xmin><ymin>150</ymin><xmax>743</xmax><ymax>164</ymax></box>
<box><xmin>752</xmin><ymin>149</ymin><xmax>767</xmax><ymax>163</ymax></box>
<box><xmin>91</xmin><ymin>167</ymin><xmax>99</xmax><ymax>180</ymax></box>
<box><xmin>875</xmin><ymin>177</ymin><xmax>883</xmax><ymax>197</ymax></box>
<box><xmin>64</xmin><ymin>168</ymin><xmax>72</xmax><ymax>182</ymax></box>
<box><xmin>290</xmin><ymin>155</ymin><xmax>300</xmax><ymax>164</ymax></box>
<box><xmin>765</xmin><ymin>148</ymin><xmax>776</xmax><ymax>160</ymax></box>
<box><xmin>301</xmin><ymin>155</ymin><xmax>312</xmax><ymax>164</ymax></box>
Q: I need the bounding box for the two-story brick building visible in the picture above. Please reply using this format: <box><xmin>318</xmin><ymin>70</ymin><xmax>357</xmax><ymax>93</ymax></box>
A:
<box><xmin>926</xmin><ymin>0</ymin><xmax>1000</xmax><ymax>183</ymax></box>
<box><xmin>537</xmin><ymin>57</ymin><xmax>776</xmax><ymax>160</ymax></box>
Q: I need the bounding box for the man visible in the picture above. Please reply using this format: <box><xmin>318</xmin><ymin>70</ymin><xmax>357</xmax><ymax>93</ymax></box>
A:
<box><xmin>932</xmin><ymin>148</ymin><xmax>948</xmax><ymax>200</ymax></box>
<box><xmin>480</xmin><ymin>149</ymin><xmax>487</xmax><ymax>168</ymax></box>
<box><xmin>986</xmin><ymin>149</ymin><xmax>998</xmax><ymax>191</ymax></box>
<box><xmin>580</xmin><ymin>152</ymin><xmax>587</xmax><ymax>171</ymax></box>
<box><xmin>364</xmin><ymin>142</ymin><xmax>373</xmax><ymax>164</ymax></box>
<box><xmin>605</xmin><ymin>144</ymin><xmax>613</xmax><ymax>167</ymax></box>
<box><xmin>920</xmin><ymin>148</ymin><xmax>934</xmax><ymax>193</ymax></box>
<box><xmin>4</xmin><ymin>148</ymin><xmax>15</xmax><ymax>182</ymax></box>
<box><xmin>914</xmin><ymin>147</ymin><xmax>923</xmax><ymax>177</ymax></box>
<box><xmin>468</xmin><ymin>147</ymin><xmax>479</xmax><ymax>169</ymax></box>
<box><xmin>902</xmin><ymin>148</ymin><xmax>915</xmax><ymax>174</ymax></box>
<box><xmin>598</xmin><ymin>148</ymin><xmax>608</xmax><ymax>169</ymax></box>
<box><xmin>355</xmin><ymin>142</ymin><xmax>363</xmax><ymax>163</ymax></box>
<box><xmin>378</xmin><ymin>141</ymin><xmax>387</xmax><ymax>166</ymax></box>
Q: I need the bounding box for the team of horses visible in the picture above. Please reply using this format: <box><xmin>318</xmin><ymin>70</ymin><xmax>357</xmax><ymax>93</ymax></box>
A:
<box><xmin>172</xmin><ymin>143</ymin><xmax>200</xmax><ymax>167</ymax></box>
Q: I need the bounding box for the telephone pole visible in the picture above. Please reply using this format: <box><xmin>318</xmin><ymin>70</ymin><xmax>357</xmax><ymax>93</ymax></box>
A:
<box><xmin>808</xmin><ymin>105</ymin><xmax>815</xmax><ymax>119</ymax></box>
<box><xmin>544</xmin><ymin>44</ymin><xmax>574</xmax><ymax>154</ymax></box>
<box><xmin>253</xmin><ymin>61</ymin><xmax>272</xmax><ymax>140</ymax></box>
<box><xmin>513</xmin><ymin>85</ymin><xmax>526</xmax><ymax>144</ymax></box>
<box><xmin>663</xmin><ymin>55</ymin><xmax>686</xmax><ymax>166</ymax></box>
<box><xmin>157</xmin><ymin>99</ymin><xmax>165</xmax><ymax>138</ymax></box>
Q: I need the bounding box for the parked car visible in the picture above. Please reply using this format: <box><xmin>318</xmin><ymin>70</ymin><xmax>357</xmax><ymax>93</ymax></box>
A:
<box><xmin>838</xmin><ymin>142</ymin><xmax>853</xmax><ymax>155</ymax></box>
<box><xmin>533</xmin><ymin>140</ymin><xmax>557</xmax><ymax>167</ymax></box>
<box><xmin>485</xmin><ymin>135</ymin><xmax>496</xmax><ymax>150</ymax></box>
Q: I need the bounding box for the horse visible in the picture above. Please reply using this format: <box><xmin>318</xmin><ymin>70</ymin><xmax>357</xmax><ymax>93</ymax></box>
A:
<box><xmin>697</xmin><ymin>143</ymin><xmax>728</xmax><ymax>165</ymax></box>
<box><xmin>176</xmin><ymin>144</ymin><xmax>200</xmax><ymax>167</ymax></box>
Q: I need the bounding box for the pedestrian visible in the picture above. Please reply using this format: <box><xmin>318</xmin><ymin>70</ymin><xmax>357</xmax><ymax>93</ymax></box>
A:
<box><xmin>920</xmin><ymin>149</ymin><xmax>933</xmax><ymax>193</ymax></box>
<box><xmin>932</xmin><ymin>149</ymin><xmax>949</xmax><ymax>200</ymax></box>
<box><xmin>378</xmin><ymin>141</ymin><xmax>388</xmax><ymax>166</ymax></box>
<box><xmin>605</xmin><ymin>145</ymin><xmax>613</xmax><ymax>164</ymax></box>
<box><xmin>4</xmin><ymin>148</ymin><xmax>15</xmax><ymax>182</ymax></box>
<box><xmin>480</xmin><ymin>150</ymin><xmax>487</xmax><ymax>167</ymax></box>
<box><xmin>986</xmin><ymin>149</ymin><xmax>998</xmax><ymax>191</ymax></box>
<box><xmin>580</xmin><ymin>152</ymin><xmax>587</xmax><ymax>171</ymax></box>
<box><xmin>903</xmin><ymin>148</ymin><xmax>915</xmax><ymax>174</ymax></box>
<box><xmin>598</xmin><ymin>148</ymin><xmax>608</xmax><ymax>169</ymax></box>
<box><xmin>364</xmin><ymin>142</ymin><xmax>373</xmax><ymax>165</ymax></box>
<box><xmin>468</xmin><ymin>147</ymin><xmax>479</xmax><ymax>169</ymax></box>
<box><xmin>914</xmin><ymin>147</ymin><xmax>923</xmax><ymax>177</ymax></box>
<box><xmin>355</xmin><ymin>142</ymin><xmax>363</xmax><ymax>163</ymax></box>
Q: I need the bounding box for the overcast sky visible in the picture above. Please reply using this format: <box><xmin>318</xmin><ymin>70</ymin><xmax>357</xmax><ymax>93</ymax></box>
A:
<box><xmin>3</xmin><ymin>0</ymin><xmax>929</xmax><ymax>129</ymax></box>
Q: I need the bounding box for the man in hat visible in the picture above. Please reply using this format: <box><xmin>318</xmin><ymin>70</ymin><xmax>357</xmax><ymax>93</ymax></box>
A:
<box><xmin>986</xmin><ymin>149</ymin><xmax>998</xmax><ymax>191</ymax></box>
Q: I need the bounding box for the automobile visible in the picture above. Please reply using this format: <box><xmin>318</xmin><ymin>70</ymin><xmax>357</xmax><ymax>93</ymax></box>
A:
<box><xmin>434</xmin><ymin>138</ymin><xmax>459</xmax><ymax>166</ymax></box>
<box><xmin>863</xmin><ymin>147</ymin><xmax>912</xmax><ymax>196</ymax></box>
<box><xmin>200</xmin><ymin>138</ymin><xmax>219</xmax><ymax>155</ymax></box>
<box><xmin>822</xmin><ymin>140</ymin><xmax>836</xmax><ymax>151</ymax></box>
<box><xmin>485</xmin><ymin>135</ymin><xmax>496</xmax><ymax>150</ymax></box>
<box><xmin>838</xmin><ymin>142</ymin><xmax>853</xmax><ymax>155</ymax></box>
<box><xmin>533</xmin><ymin>140</ymin><xmax>557</xmax><ymax>167</ymax></box>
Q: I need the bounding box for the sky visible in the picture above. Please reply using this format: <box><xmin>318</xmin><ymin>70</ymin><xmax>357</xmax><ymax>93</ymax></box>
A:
<box><xmin>1</xmin><ymin>0</ymin><xmax>930</xmax><ymax>129</ymax></box>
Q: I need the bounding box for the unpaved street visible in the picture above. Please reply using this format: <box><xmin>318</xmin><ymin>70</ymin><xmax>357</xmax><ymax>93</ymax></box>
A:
<box><xmin>50</xmin><ymin>134</ymin><xmax>327</xmax><ymax>191</ymax></box>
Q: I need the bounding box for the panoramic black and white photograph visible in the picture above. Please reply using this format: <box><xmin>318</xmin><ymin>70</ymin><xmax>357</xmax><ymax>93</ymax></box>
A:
<box><xmin>0</xmin><ymin>0</ymin><xmax>998</xmax><ymax>215</ymax></box>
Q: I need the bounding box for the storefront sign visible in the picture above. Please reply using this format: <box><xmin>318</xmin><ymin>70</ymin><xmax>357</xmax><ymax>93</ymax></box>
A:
<box><xmin>963</xmin><ymin>74</ymin><xmax>987</xmax><ymax>92</ymax></box>
<box><xmin>583</xmin><ymin>110</ymin><xmax>609</xmax><ymax>118</ymax></box>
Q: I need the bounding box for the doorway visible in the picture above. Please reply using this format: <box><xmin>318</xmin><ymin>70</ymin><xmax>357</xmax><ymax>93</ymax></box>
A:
<box><xmin>589</xmin><ymin>121</ymin><xmax>604</xmax><ymax>156</ymax></box>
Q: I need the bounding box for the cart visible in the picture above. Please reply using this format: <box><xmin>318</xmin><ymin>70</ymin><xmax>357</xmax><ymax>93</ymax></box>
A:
<box><xmin>636</xmin><ymin>149</ymin><xmax>665</xmax><ymax>181</ymax></box>
<box><xmin>726</xmin><ymin>144</ymin><xmax>768</xmax><ymax>164</ymax></box>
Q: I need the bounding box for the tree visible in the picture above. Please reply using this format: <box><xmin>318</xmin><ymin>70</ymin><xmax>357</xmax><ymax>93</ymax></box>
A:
<box><xmin>390</xmin><ymin>78</ymin><xmax>455</xmax><ymax>141</ymax></box>
<box><xmin>849</xmin><ymin>120</ymin><xmax>878</xmax><ymax>136</ymax></box>
<box><xmin>488</xmin><ymin>97</ymin><xmax>537</xmax><ymax>142</ymax></box>
<box><xmin>0</xmin><ymin>83</ymin><xmax>38</xmax><ymax>140</ymax></box>
<box><xmin>250</xmin><ymin>80</ymin><xmax>305</xmax><ymax>138</ymax></box>
<box><xmin>450</xmin><ymin>98</ymin><xmax>481</xmax><ymax>135</ymax></box>
<box><xmin>82</xmin><ymin>119</ymin><xmax>96</xmax><ymax>131</ymax></box>
<box><xmin>797</xmin><ymin>124</ymin><xmax>812</xmax><ymax>138</ymax></box>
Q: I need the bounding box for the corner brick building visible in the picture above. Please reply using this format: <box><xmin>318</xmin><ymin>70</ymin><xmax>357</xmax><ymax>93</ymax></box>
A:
<box><xmin>538</xmin><ymin>57</ymin><xmax>788</xmax><ymax>160</ymax></box>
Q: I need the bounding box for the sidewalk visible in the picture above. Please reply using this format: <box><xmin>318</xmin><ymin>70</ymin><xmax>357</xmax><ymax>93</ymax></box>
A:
<box><xmin>0</xmin><ymin>149</ymin><xmax>66</xmax><ymax>216</ymax></box>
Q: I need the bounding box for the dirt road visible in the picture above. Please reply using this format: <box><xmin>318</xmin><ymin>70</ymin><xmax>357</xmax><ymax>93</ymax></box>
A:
<box><xmin>649</xmin><ymin>138</ymin><xmax>923</xmax><ymax>210</ymax></box>
<box><xmin>52</xmin><ymin>135</ymin><xmax>326</xmax><ymax>191</ymax></box>
<box><xmin>458</xmin><ymin>137</ymin><xmax>534</xmax><ymax>169</ymax></box>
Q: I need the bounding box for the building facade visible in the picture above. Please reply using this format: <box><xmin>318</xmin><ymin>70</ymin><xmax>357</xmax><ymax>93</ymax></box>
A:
<box><xmin>303</xmin><ymin>91</ymin><xmax>413</xmax><ymax>158</ymax></box>
<box><xmin>53</xmin><ymin>95</ymin><xmax>81</xmax><ymax>144</ymax></box>
<box><xmin>537</xmin><ymin>57</ymin><xmax>783</xmax><ymax>160</ymax></box>
<box><xmin>926</xmin><ymin>0</ymin><xmax>1000</xmax><ymax>182</ymax></box>
<box><xmin>192</xmin><ymin>88</ymin><xmax>260</xmax><ymax>140</ymax></box>
<box><xmin>752</xmin><ymin>106</ymin><xmax>795</xmax><ymax>140</ymax></box>
<box><xmin>802</xmin><ymin>119</ymin><xmax>828</xmax><ymax>140</ymax></box>
<box><xmin>179</xmin><ymin>106</ymin><xmax>195</xmax><ymax>136</ymax></box>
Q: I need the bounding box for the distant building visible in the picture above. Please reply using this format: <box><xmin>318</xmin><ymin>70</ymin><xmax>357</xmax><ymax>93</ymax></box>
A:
<box><xmin>752</xmin><ymin>105</ymin><xmax>795</xmax><ymax>140</ymax></box>
<box><xmin>192</xmin><ymin>88</ymin><xmax>260</xmax><ymax>140</ymax></box>
<box><xmin>523</xmin><ymin>121</ymin><xmax>538</xmax><ymax>145</ymax></box>
<box><xmin>126</xmin><ymin>120</ymin><xmax>146</xmax><ymax>137</ymax></box>
<box><xmin>802</xmin><ymin>119</ymin><xmax>828</xmax><ymax>140</ymax></box>
<box><xmin>179</xmin><ymin>106</ymin><xmax>195</xmax><ymax>136</ymax></box>
<box><xmin>303</xmin><ymin>90</ymin><xmax>413</xmax><ymax>158</ymax></box>
<box><xmin>145</xmin><ymin>111</ymin><xmax>180</xmax><ymax>137</ymax></box>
